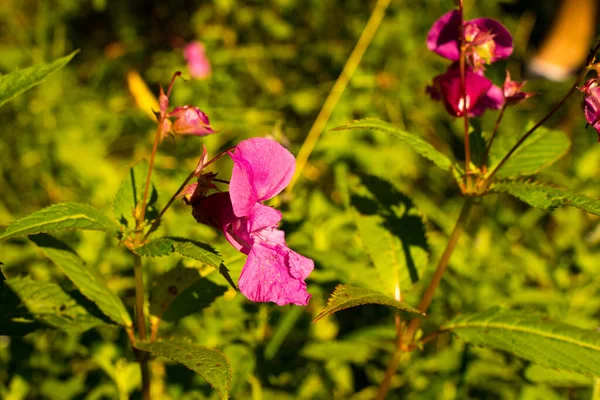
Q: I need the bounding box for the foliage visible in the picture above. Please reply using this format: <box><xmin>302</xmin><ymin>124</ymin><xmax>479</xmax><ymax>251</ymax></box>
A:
<box><xmin>1</xmin><ymin>1</ymin><xmax>600</xmax><ymax>399</ymax></box>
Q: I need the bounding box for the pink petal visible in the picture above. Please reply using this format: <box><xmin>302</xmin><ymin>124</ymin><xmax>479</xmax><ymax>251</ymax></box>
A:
<box><xmin>229</xmin><ymin>138</ymin><xmax>295</xmax><ymax>217</ymax></box>
<box><xmin>238</xmin><ymin>242</ymin><xmax>313</xmax><ymax>306</ymax></box>
<box><xmin>469</xmin><ymin>18</ymin><xmax>513</xmax><ymax>61</ymax></box>
<box><xmin>431</xmin><ymin>64</ymin><xmax>492</xmax><ymax>116</ymax></box>
<box><xmin>470</xmin><ymin>83</ymin><xmax>504</xmax><ymax>117</ymax></box>
<box><xmin>427</xmin><ymin>10</ymin><xmax>461</xmax><ymax>61</ymax></box>
<box><xmin>184</xmin><ymin>42</ymin><xmax>211</xmax><ymax>79</ymax></box>
<box><xmin>169</xmin><ymin>106</ymin><xmax>215</xmax><ymax>136</ymax></box>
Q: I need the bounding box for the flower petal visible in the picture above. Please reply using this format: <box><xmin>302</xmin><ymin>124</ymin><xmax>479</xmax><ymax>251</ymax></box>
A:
<box><xmin>470</xmin><ymin>83</ymin><xmax>504</xmax><ymax>117</ymax></box>
<box><xmin>184</xmin><ymin>41</ymin><xmax>211</xmax><ymax>79</ymax></box>
<box><xmin>238</xmin><ymin>242</ymin><xmax>313</xmax><ymax>306</ymax></box>
<box><xmin>229</xmin><ymin>138</ymin><xmax>295</xmax><ymax>217</ymax></box>
<box><xmin>469</xmin><ymin>17</ymin><xmax>513</xmax><ymax>61</ymax></box>
<box><xmin>427</xmin><ymin>9</ymin><xmax>461</xmax><ymax>61</ymax></box>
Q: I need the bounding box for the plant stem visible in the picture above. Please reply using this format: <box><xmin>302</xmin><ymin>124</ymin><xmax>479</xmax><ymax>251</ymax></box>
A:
<box><xmin>375</xmin><ymin>198</ymin><xmax>473</xmax><ymax>400</ymax></box>
<box><xmin>481</xmin><ymin>103</ymin><xmax>507</xmax><ymax>173</ymax></box>
<box><xmin>133</xmin><ymin>253</ymin><xmax>151</xmax><ymax>400</ymax></box>
<box><xmin>482</xmin><ymin>40</ymin><xmax>600</xmax><ymax>189</ymax></box>
<box><xmin>457</xmin><ymin>0</ymin><xmax>472</xmax><ymax>190</ymax></box>
<box><xmin>138</xmin><ymin>121</ymin><xmax>164</xmax><ymax>231</ymax></box>
<box><xmin>286</xmin><ymin>0</ymin><xmax>391</xmax><ymax>193</ymax></box>
<box><xmin>143</xmin><ymin>171</ymin><xmax>195</xmax><ymax>241</ymax></box>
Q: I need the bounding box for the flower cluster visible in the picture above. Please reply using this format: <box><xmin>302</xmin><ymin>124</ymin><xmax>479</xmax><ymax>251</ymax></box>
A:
<box><xmin>185</xmin><ymin>138</ymin><xmax>314</xmax><ymax>306</ymax></box>
<box><xmin>426</xmin><ymin>9</ymin><xmax>532</xmax><ymax>117</ymax></box>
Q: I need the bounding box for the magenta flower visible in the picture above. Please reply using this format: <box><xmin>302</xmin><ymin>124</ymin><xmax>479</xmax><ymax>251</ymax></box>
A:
<box><xmin>188</xmin><ymin>138</ymin><xmax>313</xmax><ymax>306</ymax></box>
<box><xmin>167</xmin><ymin>106</ymin><xmax>215</xmax><ymax>136</ymax></box>
<box><xmin>427</xmin><ymin>9</ymin><xmax>513</xmax><ymax>69</ymax></box>
<box><xmin>580</xmin><ymin>78</ymin><xmax>600</xmax><ymax>141</ymax></box>
<box><xmin>503</xmin><ymin>70</ymin><xmax>535</xmax><ymax>105</ymax></box>
<box><xmin>184</xmin><ymin>41</ymin><xmax>211</xmax><ymax>79</ymax></box>
<box><xmin>427</xmin><ymin>64</ymin><xmax>503</xmax><ymax>117</ymax></box>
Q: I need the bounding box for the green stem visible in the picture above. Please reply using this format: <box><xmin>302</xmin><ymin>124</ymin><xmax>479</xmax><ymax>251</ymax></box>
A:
<box><xmin>457</xmin><ymin>0</ymin><xmax>471</xmax><ymax>189</ymax></box>
<box><xmin>138</xmin><ymin>121</ymin><xmax>164</xmax><ymax>231</ymax></box>
<box><xmin>481</xmin><ymin>103</ymin><xmax>507</xmax><ymax>173</ymax></box>
<box><xmin>133</xmin><ymin>253</ymin><xmax>150</xmax><ymax>400</ymax></box>
<box><xmin>375</xmin><ymin>198</ymin><xmax>473</xmax><ymax>400</ymax></box>
<box><xmin>143</xmin><ymin>171</ymin><xmax>195</xmax><ymax>241</ymax></box>
<box><xmin>286</xmin><ymin>0</ymin><xmax>391</xmax><ymax>193</ymax></box>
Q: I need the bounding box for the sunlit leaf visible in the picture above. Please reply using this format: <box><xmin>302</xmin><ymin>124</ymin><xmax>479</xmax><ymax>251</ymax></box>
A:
<box><xmin>442</xmin><ymin>309</ymin><xmax>600</xmax><ymax>376</ymax></box>
<box><xmin>492</xmin><ymin>181</ymin><xmax>600</xmax><ymax>215</ymax></box>
<box><xmin>313</xmin><ymin>284</ymin><xmax>421</xmax><ymax>323</ymax></box>
<box><xmin>136</xmin><ymin>340</ymin><xmax>231</xmax><ymax>399</ymax></box>
<box><xmin>113</xmin><ymin>161</ymin><xmax>158</xmax><ymax>233</ymax></box>
<box><xmin>29</xmin><ymin>234</ymin><xmax>132</xmax><ymax>328</ymax></box>
<box><xmin>350</xmin><ymin>173</ymin><xmax>429</xmax><ymax>295</ymax></box>
<box><xmin>333</xmin><ymin>118</ymin><xmax>462</xmax><ymax>179</ymax></box>
<box><xmin>0</xmin><ymin>203</ymin><xmax>120</xmax><ymax>240</ymax></box>
<box><xmin>0</xmin><ymin>51</ymin><xmax>78</xmax><ymax>108</ymax></box>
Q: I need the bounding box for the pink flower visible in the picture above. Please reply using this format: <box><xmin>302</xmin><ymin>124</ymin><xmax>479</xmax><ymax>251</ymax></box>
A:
<box><xmin>503</xmin><ymin>70</ymin><xmax>535</xmax><ymax>105</ymax></box>
<box><xmin>427</xmin><ymin>9</ymin><xmax>513</xmax><ymax>70</ymax></box>
<box><xmin>427</xmin><ymin>64</ymin><xmax>503</xmax><ymax>117</ymax></box>
<box><xmin>167</xmin><ymin>106</ymin><xmax>215</xmax><ymax>136</ymax></box>
<box><xmin>184</xmin><ymin>41</ymin><xmax>211</xmax><ymax>79</ymax></box>
<box><xmin>580</xmin><ymin>78</ymin><xmax>600</xmax><ymax>141</ymax></box>
<box><xmin>188</xmin><ymin>138</ymin><xmax>313</xmax><ymax>306</ymax></box>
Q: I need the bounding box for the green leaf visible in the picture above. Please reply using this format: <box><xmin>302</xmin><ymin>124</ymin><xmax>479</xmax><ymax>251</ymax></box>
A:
<box><xmin>0</xmin><ymin>203</ymin><xmax>120</xmax><ymax>240</ymax></box>
<box><xmin>313</xmin><ymin>284</ymin><xmax>421</xmax><ymax>323</ymax></box>
<box><xmin>524</xmin><ymin>365</ymin><xmax>593</xmax><ymax>387</ymax></box>
<box><xmin>3</xmin><ymin>276</ymin><xmax>107</xmax><ymax>333</ymax></box>
<box><xmin>350</xmin><ymin>173</ymin><xmax>429</xmax><ymax>295</ymax></box>
<box><xmin>113</xmin><ymin>161</ymin><xmax>158</xmax><ymax>233</ymax></box>
<box><xmin>333</xmin><ymin>118</ymin><xmax>462</xmax><ymax>178</ymax></box>
<box><xmin>492</xmin><ymin>181</ymin><xmax>600</xmax><ymax>216</ymax></box>
<box><xmin>489</xmin><ymin>125</ymin><xmax>570</xmax><ymax>179</ymax></box>
<box><xmin>135</xmin><ymin>340</ymin><xmax>231</xmax><ymax>399</ymax></box>
<box><xmin>149</xmin><ymin>265</ymin><xmax>227</xmax><ymax>328</ymax></box>
<box><xmin>0</xmin><ymin>51</ymin><xmax>78</xmax><ymax>108</ymax></box>
<box><xmin>134</xmin><ymin>237</ymin><xmax>237</xmax><ymax>290</ymax></box>
<box><xmin>29</xmin><ymin>234</ymin><xmax>132</xmax><ymax>328</ymax></box>
<box><xmin>441</xmin><ymin>309</ymin><xmax>600</xmax><ymax>376</ymax></box>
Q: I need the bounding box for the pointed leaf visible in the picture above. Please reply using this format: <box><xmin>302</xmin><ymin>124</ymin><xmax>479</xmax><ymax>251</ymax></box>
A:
<box><xmin>350</xmin><ymin>173</ymin><xmax>429</xmax><ymax>295</ymax></box>
<box><xmin>113</xmin><ymin>161</ymin><xmax>158</xmax><ymax>233</ymax></box>
<box><xmin>492</xmin><ymin>181</ymin><xmax>600</xmax><ymax>216</ymax></box>
<box><xmin>133</xmin><ymin>237</ymin><xmax>174</xmax><ymax>257</ymax></box>
<box><xmin>313</xmin><ymin>284</ymin><xmax>422</xmax><ymax>323</ymax></box>
<box><xmin>441</xmin><ymin>309</ymin><xmax>600</xmax><ymax>376</ymax></box>
<box><xmin>4</xmin><ymin>276</ymin><xmax>108</xmax><ymax>333</ymax></box>
<box><xmin>29</xmin><ymin>234</ymin><xmax>132</xmax><ymax>327</ymax></box>
<box><xmin>0</xmin><ymin>51</ymin><xmax>78</xmax><ymax>108</ymax></box>
<box><xmin>0</xmin><ymin>203</ymin><xmax>120</xmax><ymax>240</ymax></box>
<box><xmin>135</xmin><ymin>340</ymin><xmax>231</xmax><ymax>399</ymax></box>
<box><xmin>334</xmin><ymin>118</ymin><xmax>462</xmax><ymax>178</ymax></box>
<box><xmin>489</xmin><ymin>125</ymin><xmax>570</xmax><ymax>178</ymax></box>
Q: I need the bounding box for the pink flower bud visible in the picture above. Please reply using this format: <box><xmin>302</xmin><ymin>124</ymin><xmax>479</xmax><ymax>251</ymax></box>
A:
<box><xmin>184</xmin><ymin>41</ymin><xmax>211</xmax><ymax>79</ymax></box>
<box><xmin>167</xmin><ymin>106</ymin><xmax>215</xmax><ymax>136</ymax></box>
<box><xmin>580</xmin><ymin>77</ymin><xmax>600</xmax><ymax>141</ymax></box>
<box><xmin>503</xmin><ymin>70</ymin><xmax>535</xmax><ymax>105</ymax></box>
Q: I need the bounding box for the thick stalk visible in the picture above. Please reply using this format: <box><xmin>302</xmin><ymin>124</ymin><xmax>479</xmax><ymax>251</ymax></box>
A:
<box><xmin>457</xmin><ymin>0</ymin><xmax>472</xmax><ymax>190</ymax></box>
<box><xmin>482</xmin><ymin>40</ymin><xmax>600</xmax><ymax>189</ymax></box>
<box><xmin>286</xmin><ymin>0</ymin><xmax>391</xmax><ymax>193</ymax></box>
<box><xmin>133</xmin><ymin>253</ymin><xmax>150</xmax><ymax>400</ymax></box>
<box><xmin>481</xmin><ymin>104</ymin><xmax>507</xmax><ymax>173</ymax></box>
<box><xmin>375</xmin><ymin>198</ymin><xmax>473</xmax><ymax>400</ymax></box>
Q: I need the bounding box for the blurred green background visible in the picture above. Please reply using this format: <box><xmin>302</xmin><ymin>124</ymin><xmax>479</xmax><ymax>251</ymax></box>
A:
<box><xmin>2</xmin><ymin>0</ymin><xmax>600</xmax><ymax>399</ymax></box>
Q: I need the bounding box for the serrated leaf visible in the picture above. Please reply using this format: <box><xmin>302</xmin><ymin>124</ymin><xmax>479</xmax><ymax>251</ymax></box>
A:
<box><xmin>149</xmin><ymin>265</ymin><xmax>227</xmax><ymax>338</ymax></box>
<box><xmin>0</xmin><ymin>51</ymin><xmax>78</xmax><ymax>108</ymax></box>
<box><xmin>133</xmin><ymin>237</ymin><xmax>236</xmax><ymax>290</ymax></box>
<box><xmin>313</xmin><ymin>284</ymin><xmax>421</xmax><ymax>323</ymax></box>
<box><xmin>334</xmin><ymin>118</ymin><xmax>462</xmax><ymax>179</ymax></box>
<box><xmin>4</xmin><ymin>276</ymin><xmax>108</xmax><ymax>333</ymax></box>
<box><xmin>133</xmin><ymin>237</ymin><xmax>174</xmax><ymax>257</ymax></box>
<box><xmin>492</xmin><ymin>181</ymin><xmax>600</xmax><ymax>215</ymax></box>
<box><xmin>441</xmin><ymin>309</ymin><xmax>600</xmax><ymax>376</ymax></box>
<box><xmin>113</xmin><ymin>161</ymin><xmax>158</xmax><ymax>232</ymax></box>
<box><xmin>0</xmin><ymin>203</ymin><xmax>120</xmax><ymax>240</ymax></box>
<box><xmin>135</xmin><ymin>340</ymin><xmax>231</xmax><ymax>399</ymax></box>
<box><xmin>489</xmin><ymin>125</ymin><xmax>570</xmax><ymax>179</ymax></box>
<box><xmin>29</xmin><ymin>234</ymin><xmax>132</xmax><ymax>328</ymax></box>
<box><xmin>350</xmin><ymin>173</ymin><xmax>429</xmax><ymax>295</ymax></box>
